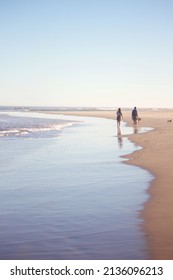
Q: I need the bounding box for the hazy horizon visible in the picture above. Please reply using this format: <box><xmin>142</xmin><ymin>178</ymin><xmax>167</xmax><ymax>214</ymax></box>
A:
<box><xmin>0</xmin><ymin>105</ymin><xmax>173</xmax><ymax>111</ymax></box>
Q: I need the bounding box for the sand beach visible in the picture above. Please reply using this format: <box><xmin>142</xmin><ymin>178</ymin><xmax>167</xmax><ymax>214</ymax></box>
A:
<box><xmin>0</xmin><ymin>108</ymin><xmax>172</xmax><ymax>259</ymax></box>
<box><xmin>1</xmin><ymin>0</ymin><xmax>173</xmax><ymax>267</ymax></box>
<box><xmin>45</xmin><ymin>109</ymin><xmax>173</xmax><ymax>260</ymax></box>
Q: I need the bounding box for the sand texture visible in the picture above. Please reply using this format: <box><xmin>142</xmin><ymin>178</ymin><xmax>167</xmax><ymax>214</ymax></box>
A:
<box><xmin>43</xmin><ymin>109</ymin><xmax>173</xmax><ymax>259</ymax></box>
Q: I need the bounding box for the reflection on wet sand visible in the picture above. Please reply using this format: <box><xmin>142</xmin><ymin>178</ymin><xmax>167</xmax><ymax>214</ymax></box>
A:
<box><xmin>133</xmin><ymin>125</ymin><xmax>138</xmax><ymax>134</ymax></box>
<box><xmin>117</xmin><ymin>126</ymin><xmax>123</xmax><ymax>148</ymax></box>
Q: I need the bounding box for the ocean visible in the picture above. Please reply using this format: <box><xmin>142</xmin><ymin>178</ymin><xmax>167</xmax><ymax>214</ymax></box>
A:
<box><xmin>0</xmin><ymin>110</ymin><xmax>153</xmax><ymax>259</ymax></box>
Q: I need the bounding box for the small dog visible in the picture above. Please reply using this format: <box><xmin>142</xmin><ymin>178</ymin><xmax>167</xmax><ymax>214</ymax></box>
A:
<box><xmin>167</xmin><ymin>120</ymin><xmax>172</xmax><ymax>123</ymax></box>
<box><xmin>133</xmin><ymin>117</ymin><xmax>141</xmax><ymax>125</ymax></box>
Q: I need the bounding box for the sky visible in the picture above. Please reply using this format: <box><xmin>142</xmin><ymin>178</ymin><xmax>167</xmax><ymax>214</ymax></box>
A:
<box><xmin>0</xmin><ymin>0</ymin><xmax>173</xmax><ymax>108</ymax></box>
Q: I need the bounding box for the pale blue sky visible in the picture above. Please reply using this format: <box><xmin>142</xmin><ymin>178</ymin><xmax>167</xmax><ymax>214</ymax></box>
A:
<box><xmin>0</xmin><ymin>0</ymin><xmax>173</xmax><ymax>108</ymax></box>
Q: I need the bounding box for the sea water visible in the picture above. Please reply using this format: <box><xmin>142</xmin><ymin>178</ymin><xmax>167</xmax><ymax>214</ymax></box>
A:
<box><xmin>0</xmin><ymin>111</ymin><xmax>153</xmax><ymax>259</ymax></box>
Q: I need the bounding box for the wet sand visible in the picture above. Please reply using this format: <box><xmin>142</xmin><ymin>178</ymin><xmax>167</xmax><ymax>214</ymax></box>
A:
<box><xmin>0</xmin><ymin>113</ymin><xmax>151</xmax><ymax>259</ymax></box>
<box><xmin>44</xmin><ymin>109</ymin><xmax>173</xmax><ymax>259</ymax></box>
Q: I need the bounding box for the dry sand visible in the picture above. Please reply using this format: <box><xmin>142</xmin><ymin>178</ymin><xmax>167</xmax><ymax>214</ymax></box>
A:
<box><xmin>43</xmin><ymin>109</ymin><xmax>173</xmax><ymax>259</ymax></box>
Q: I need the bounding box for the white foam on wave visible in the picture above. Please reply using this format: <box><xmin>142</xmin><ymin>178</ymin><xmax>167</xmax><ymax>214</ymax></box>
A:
<box><xmin>0</xmin><ymin>112</ymin><xmax>79</xmax><ymax>139</ymax></box>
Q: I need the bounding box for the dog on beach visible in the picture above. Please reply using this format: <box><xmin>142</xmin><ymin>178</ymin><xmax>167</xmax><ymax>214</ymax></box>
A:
<box><xmin>136</xmin><ymin>117</ymin><xmax>141</xmax><ymax>125</ymax></box>
<box><xmin>133</xmin><ymin>117</ymin><xmax>141</xmax><ymax>126</ymax></box>
<box><xmin>167</xmin><ymin>120</ymin><xmax>172</xmax><ymax>123</ymax></box>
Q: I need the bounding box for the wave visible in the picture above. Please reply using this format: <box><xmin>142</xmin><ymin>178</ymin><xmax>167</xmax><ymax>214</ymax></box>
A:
<box><xmin>0</xmin><ymin>112</ymin><xmax>78</xmax><ymax>139</ymax></box>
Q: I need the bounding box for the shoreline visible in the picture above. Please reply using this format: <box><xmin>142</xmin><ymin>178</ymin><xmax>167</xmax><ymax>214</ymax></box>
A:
<box><xmin>41</xmin><ymin>109</ymin><xmax>173</xmax><ymax>260</ymax></box>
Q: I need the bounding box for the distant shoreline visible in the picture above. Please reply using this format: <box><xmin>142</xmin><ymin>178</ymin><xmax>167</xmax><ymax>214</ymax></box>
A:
<box><xmin>41</xmin><ymin>109</ymin><xmax>173</xmax><ymax>260</ymax></box>
<box><xmin>1</xmin><ymin>106</ymin><xmax>173</xmax><ymax>112</ymax></box>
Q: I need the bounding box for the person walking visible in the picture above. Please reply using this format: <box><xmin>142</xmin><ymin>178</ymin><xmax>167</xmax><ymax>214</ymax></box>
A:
<box><xmin>132</xmin><ymin>107</ymin><xmax>138</xmax><ymax>125</ymax></box>
<box><xmin>116</xmin><ymin>108</ymin><xmax>123</xmax><ymax>127</ymax></box>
